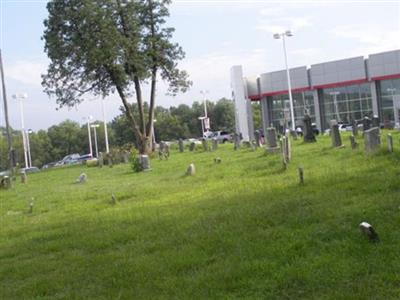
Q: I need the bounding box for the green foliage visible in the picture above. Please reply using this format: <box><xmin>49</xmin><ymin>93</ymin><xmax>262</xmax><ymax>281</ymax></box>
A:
<box><xmin>129</xmin><ymin>148</ymin><xmax>141</xmax><ymax>172</ymax></box>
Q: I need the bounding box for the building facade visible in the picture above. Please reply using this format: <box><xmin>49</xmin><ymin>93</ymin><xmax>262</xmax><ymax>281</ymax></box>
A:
<box><xmin>232</xmin><ymin>49</ymin><xmax>400</xmax><ymax>137</ymax></box>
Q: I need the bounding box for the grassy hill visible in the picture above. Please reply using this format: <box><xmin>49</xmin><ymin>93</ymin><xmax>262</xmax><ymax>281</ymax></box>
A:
<box><xmin>2</xmin><ymin>131</ymin><xmax>400</xmax><ymax>299</ymax></box>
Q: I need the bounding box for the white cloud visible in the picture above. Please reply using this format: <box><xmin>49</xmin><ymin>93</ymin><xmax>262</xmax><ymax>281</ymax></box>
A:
<box><xmin>5</xmin><ymin>60</ymin><xmax>47</xmax><ymax>87</ymax></box>
<box><xmin>256</xmin><ymin>16</ymin><xmax>312</xmax><ymax>34</ymax></box>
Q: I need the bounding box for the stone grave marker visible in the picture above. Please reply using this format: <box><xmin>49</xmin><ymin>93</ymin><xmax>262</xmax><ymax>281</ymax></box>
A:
<box><xmin>76</xmin><ymin>173</ymin><xmax>87</xmax><ymax>183</ymax></box>
<box><xmin>298</xmin><ymin>167</ymin><xmax>304</xmax><ymax>185</ymax></box>
<box><xmin>349</xmin><ymin>135</ymin><xmax>358</xmax><ymax>149</ymax></box>
<box><xmin>212</xmin><ymin>138</ymin><xmax>218</xmax><ymax>151</ymax></box>
<box><xmin>254</xmin><ymin>130</ymin><xmax>261</xmax><ymax>147</ymax></box>
<box><xmin>214</xmin><ymin>157</ymin><xmax>222</xmax><ymax>163</ymax></box>
<box><xmin>266</xmin><ymin>127</ymin><xmax>279</xmax><ymax>153</ymax></box>
<box><xmin>233</xmin><ymin>133</ymin><xmax>240</xmax><ymax>150</ymax></box>
<box><xmin>364</xmin><ymin>127</ymin><xmax>381</xmax><ymax>154</ymax></box>
<box><xmin>303</xmin><ymin>114</ymin><xmax>316</xmax><ymax>143</ymax></box>
<box><xmin>201</xmin><ymin>138</ymin><xmax>209</xmax><ymax>152</ymax></box>
<box><xmin>98</xmin><ymin>152</ymin><xmax>104</xmax><ymax>168</ymax></box>
<box><xmin>330</xmin><ymin>122</ymin><xmax>343</xmax><ymax>147</ymax></box>
<box><xmin>387</xmin><ymin>133</ymin><xmax>393</xmax><ymax>152</ymax></box>
<box><xmin>352</xmin><ymin>119</ymin><xmax>358</xmax><ymax>137</ymax></box>
<box><xmin>189</xmin><ymin>142</ymin><xmax>196</xmax><ymax>151</ymax></box>
<box><xmin>359</xmin><ymin>222</ymin><xmax>379</xmax><ymax>242</ymax></box>
<box><xmin>28</xmin><ymin>199</ymin><xmax>34</xmax><ymax>214</ymax></box>
<box><xmin>138</xmin><ymin>154</ymin><xmax>151</xmax><ymax>171</ymax></box>
<box><xmin>1</xmin><ymin>176</ymin><xmax>11</xmax><ymax>189</ymax></box>
<box><xmin>20</xmin><ymin>172</ymin><xmax>27</xmax><ymax>184</ymax></box>
<box><xmin>178</xmin><ymin>138</ymin><xmax>184</xmax><ymax>153</ymax></box>
<box><xmin>186</xmin><ymin>163</ymin><xmax>195</xmax><ymax>176</ymax></box>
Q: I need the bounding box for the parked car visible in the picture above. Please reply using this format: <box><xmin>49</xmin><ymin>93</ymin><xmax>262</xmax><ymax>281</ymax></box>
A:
<box><xmin>55</xmin><ymin>153</ymin><xmax>81</xmax><ymax>166</ymax></box>
<box><xmin>211</xmin><ymin>131</ymin><xmax>232</xmax><ymax>143</ymax></box>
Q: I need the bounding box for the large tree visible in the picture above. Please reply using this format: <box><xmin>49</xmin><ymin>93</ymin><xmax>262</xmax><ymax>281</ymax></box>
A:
<box><xmin>42</xmin><ymin>0</ymin><xmax>191</xmax><ymax>153</ymax></box>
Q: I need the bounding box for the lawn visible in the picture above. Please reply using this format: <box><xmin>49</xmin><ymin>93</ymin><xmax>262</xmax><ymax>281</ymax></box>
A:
<box><xmin>1</xmin><ymin>131</ymin><xmax>400</xmax><ymax>299</ymax></box>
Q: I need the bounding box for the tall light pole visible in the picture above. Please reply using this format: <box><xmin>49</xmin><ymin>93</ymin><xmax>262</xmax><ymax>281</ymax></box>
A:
<box><xmin>329</xmin><ymin>91</ymin><xmax>341</xmax><ymax>122</ymax></box>
<box><xmin>26</xmin><ymin>129</ymin><xmax>33</xmax><ymax>168</ymax></box>
<box><xmin>84</xmin><ymin>116</ymin><xmax>93</xmax><ymax>158</ymax></box>
<box><xmin>91</xmin><ymin>123</ymin><xmax>100</xmax><ymax>158</ymax></box>
<box><xmin>100</xmin><ymin>98</ymin><xmax>110</xmax><ymax>153</ymax></box>
<box><xmin>274</xmin><ymin>30</ymin><xmax>295</xmax><ymax>131</ymax></box>
<box><xmin>12</xmin><ymin>92</ymin><xmax>29</xmax><ymax>168</ymax></box>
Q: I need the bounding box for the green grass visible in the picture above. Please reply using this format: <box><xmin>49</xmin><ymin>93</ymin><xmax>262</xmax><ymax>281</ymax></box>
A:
<box><xmin>2</xmin><ymin>131</ymin><xmax>400</xmax><ymax>299</ymax></box>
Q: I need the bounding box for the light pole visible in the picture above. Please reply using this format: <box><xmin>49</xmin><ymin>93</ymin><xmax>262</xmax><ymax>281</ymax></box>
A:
<box><xmin>274</xmin><ymin>30</ymin><xmax>295</xmax><ymax>131</ymax></box>
<box><xmin>100</xmin><ymin>98</ymin><xmax>110</xmax><ymax>153</ymax></box>
<box><xmin>84</xmin><ymin>116</ymin><xmax>93</xmax><ymax>158</ymax></box>
<box><xmin>91</xmin><ymin>123</ymin><xmax>100</xmax><ymax>158</ymax></box>
<box><xmin>329</xmin><ymin>91</ymin><xmax>341</xmax><ymax>122</ymax></box>
<box><xmin>12</xmin><ymin>92</ymin><xmax>28</xmax><ymax>168</ymax></box>
<box><xmin>200</xmin><ymin>90</ymin><xmax>210</xmax><ymax>134</ymax></box>
<box><xmin>26</xmin><ymin>129</ymin><xmax>33</xmax><ymax>168</ymax></box>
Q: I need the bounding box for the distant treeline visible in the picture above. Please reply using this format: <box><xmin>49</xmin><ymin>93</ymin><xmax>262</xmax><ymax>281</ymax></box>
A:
<box><xmin>0</xmin><ymin>98</ymin><xmax>261</xmax><ymax>169</ymax></box>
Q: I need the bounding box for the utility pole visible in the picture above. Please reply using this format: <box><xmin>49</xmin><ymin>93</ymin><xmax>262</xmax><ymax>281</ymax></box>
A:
<box><xmin>0</xmin><ymin>49</ymin><xmax>15</xmax><ymax>170</ymax></box>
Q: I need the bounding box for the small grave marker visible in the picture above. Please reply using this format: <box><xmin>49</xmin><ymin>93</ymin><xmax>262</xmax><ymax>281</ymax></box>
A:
<box><xmin>359</xmin><ymin>222</ymin><xmax>379</xmax><ymax>242</ymax></box>
<box><xmin>214</xmin><ymin>157</ymin><xmax>222</xmax><ymax>163</ymax></box>
<box><xmin>178</xmin><ymin>138</ymin><xmax>184</xmax><ymax>153</ymax></box>
<box><xmin>186</xmin><ymin>163</ymin><xmax>195</xmax><ymax>176</ymax></box>
<box><xmin>387</xmin><ymin>133</ymin><xmax>393</xmax><ymax>153</ymax></box>
<box><xmin>349</xmin><ymin>135</ymin><xmax>358</xmax><ymax>149</ymax></box>
<box><xmin>298</xmin><ymin>167</ymin><xmax>304</xmax><ymax>184</ymax></box>
<box><xmin>76</xmin><ymin>173</ymin><xmax>87</xmax><ymax>183</ymax></box>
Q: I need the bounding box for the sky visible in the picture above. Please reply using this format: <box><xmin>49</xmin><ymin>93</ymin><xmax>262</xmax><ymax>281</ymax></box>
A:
<box><xmin>1</xmin><ymin>0</ymin><xmax>400</xmax><ymax>131</ymax></box>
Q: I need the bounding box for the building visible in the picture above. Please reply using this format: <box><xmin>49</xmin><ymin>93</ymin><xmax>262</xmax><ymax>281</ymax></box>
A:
<box><xmin>231</xmin><ymin>49</ymin><xmax>400</xmax><ymax>136</ymax></box>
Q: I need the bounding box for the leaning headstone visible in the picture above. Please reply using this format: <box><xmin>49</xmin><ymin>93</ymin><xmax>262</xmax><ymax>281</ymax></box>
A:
<box><xmin>352</xmin><ymin>120</ymin><xmax>358</xmax><ymax>137</ymax></box>
<box><xmin>331</xmin><ymin>123</ymin><xmax>343</xmax><ymax>147</ymax></box>
<box><xmin>254</xmin><ymin>130</ymin><xmax>261</xmax><ymax>147</ymax></box>
<box><xmin>359</xmin><ymin>222</ymin><xmax>379</xmax><ymax>242</ymax></box>
<box><xmin>211</xmin><ymin>138</ymin><xmax>218</xmax><ymax>151</ymax></box>
<box><xmin>233</xmin><ymin>133</ymin><xmax>240</xmax><ymax>150</ymax></box>
<box><xmin>98</xmin><ymin>152</ymin><xmax>104</xmax><ymax>168</ymax></box>
<box><xmin>189</xmin><ymin>142</ymin><xmax>196</xmax><ymax>152</ymax></box>
<box><xmin>138</xmin><ymin>154</ymin><xmax>151</xmax><ymax>171</ymax></box>
<box><xmin>76</xmin><ymin>173</ymin><xmax>87</xmax><ymax>183</ymax></box>
<box><xmin>266</xmin><ymin>127</ymin><xmax>279</xmax><ymax>153</ymax></box>
<box><xmin>178</xmin><ymin>138</ymin><xmax>184</xmax><ymax>153</ymax></box>
<box><xmin>20</xmin><ymin>172</ymin><xmax>27</xmax><ymax>184</ymax></box>
<box><xmin>282</xmin><ymin>135</ymin><xmax>291</xmax><ymax>162</ymax></box>
<box><xmin>186</xmin><ymin>163</ymin><xmax>195</xmax><ymax>176</ymax></box>
<box><xmin>214</xmin><ymin>157</ymin><xmax>222</xmax><ymax>163</ymax></box>
<box><xmin>364</xmin><ymin>127</ymin><xmax>381</xmax><ymax>154</ymax></box>
<box><xmin>303</xmin><ymin>114</ymin><xmax>316</xmax><ymax>143</ymax></box>
<box><xmin>349</xmin><ymin>135</ymin><xmax>358</xmax><ymax>149</ymax></box>
<box><xmin>387</xmin><ymin>133</ymin><xmax>393</xmax><ymax>153</ymax></box>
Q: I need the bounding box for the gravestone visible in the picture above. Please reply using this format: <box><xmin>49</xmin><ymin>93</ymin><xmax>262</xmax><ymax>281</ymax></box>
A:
<box><xmin>28</xmin><ymin>200</ymin><xmax>34</xmax><ymax>214</ymax></box>
<box><xmin>178</xmin><ymin>138</ymin><xmax>184</xmax><ymax>153</ymax></box>
<box><xmin>349</xmin><ymin>135</ymin><xmax>358</xmax><ymax>149</ymax></box>
<box><xmin>362</xmin><ymin>116</ymin><xmax>372</xmax><ymax>132</ymax></box>
<box><xmin>201</xmin><ymin>138</ymin><xmax>209</xmax><ymax>152</ymax></box>
<box><xmin>20</xmin><ymin>172</ymin><xmax>27</xmax><ymax>184</ymax></box>
<box><xmin>364</xmin><ymin>127</ymin><xmax>381</xmax><ymax>154</ymax></box>
<box><xmin>303</xmin><ymin>114</ymin><xmax>316</xmax><ymax>143</ymax></box>
<box><xmin>158</xmin><ymin>142</ymin><xmax>170</xmax><ymax>160</ymax></box>
<box><xmin>359</xmin><ymin>222</ymin><xmax>379</xmax><ymax>242</ymax></box>
<box><xmin>98</xmin><ymin>152</ymin><xmax>104</xmax><ymax>168</ymax></box>
<box><xmin>189</xmin><ymin>142</ymin><xmax>196</xmax><ymax>151</ymax></box>
<box><xmin>266</xmin><ymin>127</ymin><xmax>279</xmax><ymax>153</ymax></box>
<box><xmin>282</xmin><ymin>135</ymin><xmax>291</xmax><ymax>162</ymax></box>
<box><xmin>76</xmin><ymin>173</ymin><xmax>87</xmax><ymax>183</ymax></box>
<box><xmin>330</xmin><ymin>123</ymin><xmax>343</xmax><ymax>147</ymax></box>
<box><xmin>138</xmin><ymin>154</ymin><xmax>151</xmax><ymax>171</ymax></box>
<box><xmin>254</xmin><ymin>130</ymin><xmax>261</xmax><ymax>147</ymax></box>
<box><xmin>372</xmin><ymin>115</ymin><xmax>380</xmax><ymax>128</ymax></box>
<box><xmin>298</xmin><ymin>167</ymin><xmax>304</xmax><ymax>185</ymax></box>
<box><xmin>352</xmin><ymin>120</ymin><xmax>358</xmax><ymax>137</ymax></box>
<box><xmin>233</xmin><ymin>133</ymin><xmax>240</xmax><ymax>150</ymax></box>
<box><xmin>212</xmin><ymin>138</ymin><xmax>218</xmax><ymax>151</ymax></box>
<box><xmin>214</xmin><ymin>157</ymin><xmax>222</xmax><ymax>163</ymax></box>
<box><xmin>387</xmin><ymin>133</ymin><xmax>393</xmax><ymax>152</ymax></box>
<box><xmin>186</xmin><ymin>163</ymin><xmax>195</xmax><ymax>176</ymax></box>
<box><xmin>0</xmin><ymin>176</ymin><xmax>11</xmax><ymax>189</ymax></box>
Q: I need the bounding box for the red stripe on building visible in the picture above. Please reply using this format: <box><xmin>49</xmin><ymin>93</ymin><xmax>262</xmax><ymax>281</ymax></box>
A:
<box><xmin>370</xmin><ymin>73</ymin><xmax>400</xmax><ymax>81</ymax></box>
<box><xmin>312</xmin><ymin>78</ymin><xmax>368</xmax><ymax>89</ymax></box>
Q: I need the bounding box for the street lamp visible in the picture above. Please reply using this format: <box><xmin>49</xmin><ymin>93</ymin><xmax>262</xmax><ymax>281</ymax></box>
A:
<box><xmin>329</xmin><ymin>91</ymin><xmax>341</xmax><ymax>122</ymax></box>
<box><xmin>12</xmin><ymin>92</ymin><xmax>29</xmax><ymax>168</ymax></box>
<box><xmin>84</xmin><ymin>115</ymin><xmax>93</xmax><ymax>158</ymax></box>
<box><xmin>100</xmin><ymin>98</ymin><xmax>110</xmax><ymax>153</ymax></box>
<box><xmin>274</xmin><ymin>30</ymin><xmax>295</xmax><ymax>131</ymax></box>
<box><xmin>91</xmin><ymin>123</ymin><xmax>100</xmax><ymax>158</ymax></box>
<box><xmin>26</xmin><ymin>129</ymin><xmax>33</xmax><ymax>168</ymax></box>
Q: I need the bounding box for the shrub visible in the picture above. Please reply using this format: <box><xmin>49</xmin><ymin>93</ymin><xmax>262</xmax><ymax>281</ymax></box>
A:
<box><xmin>129</xmin><ymin>149</ymin><xmax>141</xmax><ymax>172</ymax></box>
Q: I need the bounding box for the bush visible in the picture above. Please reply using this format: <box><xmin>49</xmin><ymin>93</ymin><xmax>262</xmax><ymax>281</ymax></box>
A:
<box><xmin>129</xmin><ymin>149</ymin><xmax>141</xmax><ymax>172</ymax></box>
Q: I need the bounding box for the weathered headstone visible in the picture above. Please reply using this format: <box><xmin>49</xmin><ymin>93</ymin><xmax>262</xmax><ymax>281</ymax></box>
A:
<box><xmin>364</xmin><ymin>127</ymin><xmax>381</xmax><ymax>154</ymax></box>
<box><xmin>254</xmin><ymin>130</ymin><xmax>261</xmax><ymax>147</ymax></box>
<box><xmin>280</xmin><ymin>139</ymin><xmax>287</xmax><ymax>169</ymax></box>
<box><xmin>387</xmin><ymin>133</ymin><xmax>393</xmax><ymax>153</ymax></box>
<box><xmin>349</xmin><ymin>135</ymin><xmax>358</xmax><ymax>149</ymax></box>
<box><xmin>20</xmin><ymin>172</ymin><xmax>27</xmax><ymax>184</ymax></box>
<box><xmin>186</xmin><ymin>163</ymin><xmax>195</xmax><ymax>176</ymax></box>
<box><xmin>359</xmin><ymin>222</ymin><xmax>379</xmax><ymax>242</ymax></box>
<box><xmin>98</xmin><ymin>152</ymin><xmax>104</xmax><ymax>168</ymax></box>
<box><xmin>138</xmin><ymin>154</ymin><xmax>151</xmax><ymax>171</ymax></box>
<box><xmin>158</xmin><ymin>142</ymin><xmax>170</xmax><ymax>160</ymax></box>
<box><xmin>1</xmin><ymin>176</ymin><xmax>11</xmax><ymax>189</ymax></box>
<box><xmin>298</xmin><ymin>167</ymin><xmax>304</xmax><ymax>185</ymax></box>
<box><xmin>233</xmin><ymin>133</ymin><xmax>240</xmax><ymax>150</ymax></box>
<box><xmin>303</xmin><ymin>114</ymin><xmax>316</xmax><ymax>143</ymax></box>
<box><xmin>76</xmin><ymin>173</ymin><xmax>87</xmax><ymax>183</ymax></box>
<box><xmin>330</xmin><ymin>123</ymin><xmax>343</xmax><ymax>147</ymax></box>
<box><xmin>178</xmin><ymin>138</ymin><xmax>184</xmax><ymax>153</ymax></box>
<box><xmin>282</xmin><ymin>135</ymin><xmax>291</xmax><ymax>163</ymax></box>
<box><xmin>201</xmin><ymin>138</ymin><xmax>209</xmax><ymax>152</ymax></box>
<box><xmin>212</xmin><ymin>138</ymin><xmax>218</xmax><ymax>151</ymax></box>
<box><xmin>372</xmin><ymin>115</ymin><xmax>380</xmax><ymax>128</ymax></box>
<box><xmin>189</xmin><ymin>142</ymin><xmax>196</xmax><ymax>151</ymax></box>
<box><xmin>214</xmin><ymin>157</ymin><xmax>222</xmax><ymax>163</ymax></box>
<box><xmin>352</xmin><ymin>120</ymin><xmax>358</xmax><ymax>137</ymax></box>
<box><xmin>362</xmin><ymin>116</ymin><xmax>372</xmax><ymax>132</ymax></box>
<box><xmin>266</xmin><ymin>127</ymin><xmax>279</xmax><ymax>153</ymax></box>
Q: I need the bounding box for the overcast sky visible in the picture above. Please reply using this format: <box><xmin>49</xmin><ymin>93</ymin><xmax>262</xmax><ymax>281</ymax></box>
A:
<box><xmin>1</xmin><ymin>0</ymin><xmax>400</xmax><ymax>131</ymax></box>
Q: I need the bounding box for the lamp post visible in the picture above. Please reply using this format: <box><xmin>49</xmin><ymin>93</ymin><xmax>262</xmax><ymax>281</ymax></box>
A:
<box><xmin>329</xmin><ymin>91</ymin><xmax>341</xmax><ymax>122</ymax></box>
<box><xmin>200</xmin><ymin>90</ymin><xmax>210</xmax><ymax>135</ymax></box>
<box><xmin>91</xmin><ymin>123</ymin><xmax>100</xmax><ymax>158</ymax></box>
<box><xmin>100</xmin><ymin>98</ymin><xmax>110</xmax><ymax>153</ymax></box>
<box><xmin>12</xmin><ymin>92</ymin><xmax>28</xmax><ymax>168</ymax></box>
<box><xmin>273</xmin><ymin>30</ymin><xmax>295</xmax><ymax>131</ymax></box>
<box><xmin>26</xmin><ymin>129</ymin><xmax>33</xmax><ymax>168</ymax></box>
<box><xmin>84</xmin><ymin>116</ymin><xmax>93</xmax><ymax>158</ymax></box>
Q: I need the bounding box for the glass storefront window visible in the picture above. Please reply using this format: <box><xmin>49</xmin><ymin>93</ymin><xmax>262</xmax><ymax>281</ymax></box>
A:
<box><xmin>378</xmin><ymin>78</ymin><xmax>400</xmax><ymax>126</ymax></box>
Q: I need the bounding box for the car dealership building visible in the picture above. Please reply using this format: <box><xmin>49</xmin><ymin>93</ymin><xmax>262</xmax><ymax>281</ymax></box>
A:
<box><xmin>231</xmin><ymin>49</ymin><xmax>400</xmax><ymax>141</ymax></box>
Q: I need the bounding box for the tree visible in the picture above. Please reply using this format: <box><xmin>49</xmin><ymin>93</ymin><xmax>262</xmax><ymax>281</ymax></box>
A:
<box><xmin>47</xmin><ymin>120</ymin><xmax>84</xmax><ymax>159</ymax></box>
<box><xmin>212</xmin><ymin>98</ymin><xmax>235</xmax><ymax>132</ymax></box>
<box><xmin>42</xmin><ymin>0</ymin><xmax>191</xmax><ymax>154</ymax></box>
